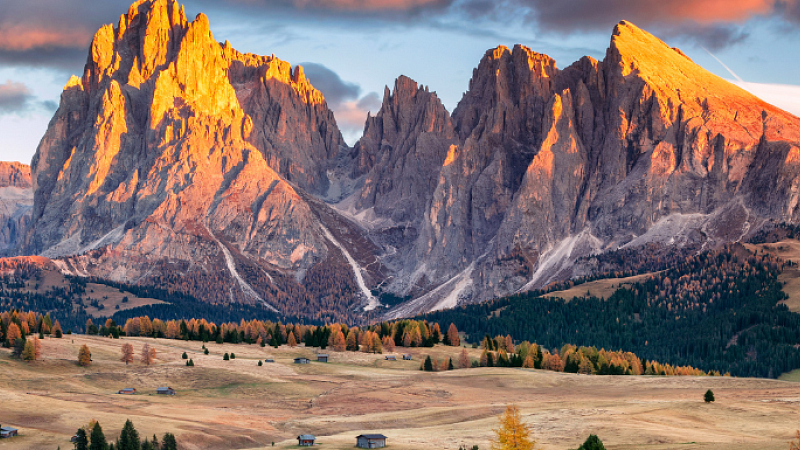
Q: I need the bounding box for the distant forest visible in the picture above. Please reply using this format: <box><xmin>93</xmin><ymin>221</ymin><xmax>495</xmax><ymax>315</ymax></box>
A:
<box><xmin>3</xmin><ymin>239</ymin><xmax>800</xmax><ymax>378</ymax></box>
<box><xmin>420</xmin><ymin>244</ymin><xmax>800</xmax><ymax>378</ymax></box>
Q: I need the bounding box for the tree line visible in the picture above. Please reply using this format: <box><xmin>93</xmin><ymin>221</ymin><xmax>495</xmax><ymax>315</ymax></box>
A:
<box><xmin>419</xmin><ymin>244</ymin><xmax>800</xmax><ymax>378</ymax></box>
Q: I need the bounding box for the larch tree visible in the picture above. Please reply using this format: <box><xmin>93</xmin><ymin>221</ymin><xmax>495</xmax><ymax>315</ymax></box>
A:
<box><xmin>287</xmin><ymin>332</ymin><xmax>297</xmax><ymax>347</ymax></box>
<box><xmin>382</xmin><ymin>335</ymin><xmax>395</xmax><ymax>352</ymax></box>
<box><xmin>33</xmin><ymin>336</ymin><xmax>42</xmax><ymax>360</ymax></box>
<box><xmin>141</xmin><ymin>343</ymin><xmax>156</xmax><ymax>366</ymax></box>
<box><xmin>52</xmin><ymin>320</ymin><xmax>63</xmax><ymax>338</ymax></box>
<box><xmin>790</xmin><ymin>430</ymin><xmax>800</xmax><ymax>450</ymax></box>
<box><xmin>446</xmin><ymin>323</ymin><xmax>460</xmax><ymax>346</ymax></box>
<box><xmin>459</xmin><ymin>348</ymin><xmax>470</xmax><ymax>369</ymax></box>
<box><xmin>522</xmin><ymin>355</ymin><xmax>535</xmax><ymax>369</ymax></box>
<box><xmin>6</xmin><ymin>322</ymin><xmax>21</xmax><ymax>343</ymax></box>
<box><xmin>78</xmin><ymin>344</ymin><xmax>92</xmax><ymax>367</ymax></box>
<box><xmin>22</xmin><ymin>339</ymin><xmax>36</xmax><ymax>361</ymax></box>
<box><xmin>121</xmin><ymin>343</ymin><xmax>134</xmax><ymax>365</ymax></box>
<box><xmin>491</xmin><ymin>404</ymin><xmax>536</xmax><ymax>450</ymax></box>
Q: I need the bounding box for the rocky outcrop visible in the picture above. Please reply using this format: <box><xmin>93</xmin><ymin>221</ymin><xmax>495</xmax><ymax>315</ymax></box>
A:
<box><xmin>0</xmin><ymin>162</ymin><xmax>32</xmax><ymax>255</ymax></box>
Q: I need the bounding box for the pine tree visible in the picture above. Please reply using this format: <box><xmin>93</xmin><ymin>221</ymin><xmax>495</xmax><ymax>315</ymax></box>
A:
<box><xmin>258</xmin><ymin>360</ymin><xmax>263</xmax><ymax>366</ymax></box>
<box><xmin>141</xmin><ymin>439</ymin><xmax>154</xmax><ymax>450</ymax></box>
<box><xmin>181</xmin><ymin>352</ymin><xmax>187</xmax><ymax>359</ymax></box>
<box><xmin>230</xmin><ymin>353</ymin><xmax>236</xmax><ymax>359</ymax></box>
<box><xmin>117</xmin><ymin>419</ymin><xmax>140</xmax><ymax>450</ymax></box>
<box><xmin>491</xmin><ymin>404</ymin><xmax>535</xmax><ymax>450</ymax></box>
<box><xmin>204</xmin><ymin>348</ymin><xmax>209</xmax><ymax>355</ymax></box>
<box><xmin>73</xmin><ymin>428</ymin><xmax>89</xmax><ymax>450</ymax></box>
<box><xmin>424</xmin><ymin>355</ymin><xmax>434</xmax><ymax>372</ymax></box>
<box><xmin>575</xmin><ymin>434</ymin><xmax>605</xmax><ymax>450</ymax></box>
<box><xmin>223</xmin><ymin>353</ymin><xmax>229</xmax><ymax>361</ymax></box>
<box><xmin>188</xmin><ymin>359</ymin><xmax>194</xmax><ymax>366</ymax></box>
<box><xmin>121</xmin><ymin>343</ymin><xmax>134</xmax><ymax>365</ymax></box>
<box><xmin>161</xmin><ymin>433</ymin><xmax>177</xmax><ymax>450</ymax></box>
<box><xmin>448</xmin><ymin>358</ymin><xmax>454</xmax><ymax>370</ymax></box>
<box><xmin>704</xmin><ymin>389</ymin><xmax>715</xmax><ymax>403</ymax></box>
<box><xmin>89</xmin><ymin>422</ymin><xmax>108</xmax><ymax>450</ymax></box>
<box><xmin>78</xmin><ymin>344</ymin><xmax>92</xmax><ymax>367</ymax></box>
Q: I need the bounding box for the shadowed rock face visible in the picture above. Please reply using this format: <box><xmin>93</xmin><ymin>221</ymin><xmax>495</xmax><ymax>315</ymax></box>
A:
<box><xmin>0</xmin><ymin>162</ymin><xmax>32</xmax><ymax>255</ymax></box>
<box><xmin>23</xmin><ymin>1</ymin><xmax>800</xmax><ymax>320</ymax></box>
<box><xmin>365</xmin><ymin>22</ymin><xmax>800</xmax><ymax>317</ymax></box>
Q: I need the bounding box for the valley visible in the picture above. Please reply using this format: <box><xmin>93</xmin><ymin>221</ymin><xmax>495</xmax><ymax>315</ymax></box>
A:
<box><xmin>2</xmin><ymin>335</ymin><xmax>800</xmax><ymax>450</ymax></box>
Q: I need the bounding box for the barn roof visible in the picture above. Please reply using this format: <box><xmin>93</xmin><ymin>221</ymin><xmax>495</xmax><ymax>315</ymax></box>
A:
<box><xmin>298</xmin><ymin>435</ymin><xmax>316</xmax><ymax>440</ymax></box>
<box><xmin>357</xmin><ymin>434</ymin><xmax>387</xmax><ymax>439</ymax></box>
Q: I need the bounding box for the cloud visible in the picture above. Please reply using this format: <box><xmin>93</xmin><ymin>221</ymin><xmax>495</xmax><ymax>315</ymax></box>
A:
<box><xmin>288</xmin><ymin>0</ymin><xmax>450</xmax><ymax>10</ymax></box>
<box><xmin>297</xmin><ymin>62</ymin><xmax>379</xmax><ymax>144</ymax></box>
<box><xmin>733</xmin><ymin>81</ymin><xmax>800</xmax><ymax>117</ymax></box>
<box><xmin>300</xmin><ymin>63</ymin><xmax>361</xmax><ymax>106</ymax></box>
<box><xmin>0</xmin><ymin>80</ymin><xmax>58</xmax><ymax>115</ymax></box>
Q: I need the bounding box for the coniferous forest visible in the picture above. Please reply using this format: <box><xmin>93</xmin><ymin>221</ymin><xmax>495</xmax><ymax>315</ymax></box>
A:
<box><xmin>421</xmin><ymin>244</ymin><xmax>800</xmax><ymax>378</ymax></box>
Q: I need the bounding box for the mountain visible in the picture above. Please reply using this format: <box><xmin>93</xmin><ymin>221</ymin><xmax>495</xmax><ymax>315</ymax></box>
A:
<box><xmin>366</xmin><ymin>22</ymin><xmax>800</xmax><ymax>317</ymax></box>
<box><xmin>0</xmin><ymin>162</ymin><xmax>32</xmax><ymax>255</ymax></box>
<box><xmin>26</xmin><ymin>0</ymin><xmax>374</xmax><ymax>322</ymax></box>
<box><xmin>21</xmin><ymin>0</ymin><xmax>800</xmax><ymax>321</ymax></box>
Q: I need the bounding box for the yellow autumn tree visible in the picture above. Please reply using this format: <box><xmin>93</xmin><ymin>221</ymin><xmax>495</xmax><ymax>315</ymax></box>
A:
<box><xmin>78</xmin><ymin>344</ymin><xmax>92</xmax><ymax>367</ymax></box>
<box><xmin>492</xmin><ymin>404</ymin><xmax>536</xmax><ymax>450</ymax></box>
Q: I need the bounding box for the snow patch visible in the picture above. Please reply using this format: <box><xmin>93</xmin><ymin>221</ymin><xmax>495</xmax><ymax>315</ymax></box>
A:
<box><xmin>202</xmin><ymin>223</ymin><xmax>279</xmax><ymax>313</ymax></box>
<box><xmin>621</xmin><ymin>213</ymin><xmax>707</xmax><ymax>249</ymax></box>
<box><xmin>520</xmin><ymin>230</ymin><xmax>603</xmax><ymax>291</ymax></box>
<box><xmin>318</xmin><ymin>223</ymin><xmax>381</xmax><ymax>311</ymax></box>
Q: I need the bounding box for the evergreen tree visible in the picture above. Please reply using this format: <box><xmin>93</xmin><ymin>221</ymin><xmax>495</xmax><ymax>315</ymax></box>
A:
<box><xmin>204</xmin><ymin>348</ymin><xmax>209</xmax><ymax>355</ymax></box>
<box><xmin>448</xmin><ymin>358</ymin><xmax>454</xmax><ymax>370</ymax></box>
<box><xmin>223</xmin><ymin>353</ymin><xmax>229</xmax><ymax>361</ymax></box>
<box><xmin>230</xmin><ymin>353</ymin><xmax>235</xmax><ymax>359</ymax></box>
<box><xmin>73</xmin><ymin>428</ymin><xmax>89</xmax><ymax>450</ymax></box>
<box><xmin>575</xmin><ymin>435</ymin><xmax>605</xmax><ymax>450</ymax></box>
<box><xmin>141</xmin><ymin>440</ymin><xmax>154</xmax><ymax>450</ymax></box>
<box><xmin>161</xmin><ymin>433</ymin><xmax>177</xmax><ymax>450</ymax></box>
<box><xmin>258</xmin><ymin>360</ymin><xmax>263</xmax><ymax>366</ymax></box>
<box><xmin>188</xmin><ymin>359</ymin><xmax>194</xmax><ymax>366</ymax></box>
<box><xmin>704</xmin><ymin>389</ymin><xmax>715</xmax><ymax>403</ymax></box>
<box><xmin>181</xmin><ymin>352</ymin><xmax>187</xmax><ymax>360</ymax></box>
<box><xmin>424</xmin><ymin>355</ymin><xmax>434</xmax><ymax>372</ymax></box>
<box><xmin>117</xmin><ymin>419</ymin><xmax>140</xmax><ymax>450</ymax></box>
<box><xmin>89</xmin><ymin>422</ymin><xmax>108</xmax><ymax>450</ymax></box>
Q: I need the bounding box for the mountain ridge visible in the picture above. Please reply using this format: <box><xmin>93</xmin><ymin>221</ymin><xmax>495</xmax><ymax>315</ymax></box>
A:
<box><xmin>10</xmin><ymin>0</ymin><xmax>800</xmax><ymax>321</ymax></box>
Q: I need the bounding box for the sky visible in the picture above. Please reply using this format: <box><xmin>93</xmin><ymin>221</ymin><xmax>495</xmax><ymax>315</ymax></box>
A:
<box><xmin>0</xmin><ymin>0</ymin><xmax>799</xmax><ymax>163</ymax></box>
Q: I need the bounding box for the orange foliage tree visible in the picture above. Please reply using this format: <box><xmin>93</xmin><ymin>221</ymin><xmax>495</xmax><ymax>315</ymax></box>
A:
<box><xmin>121</xmin><ymin>343</ymin><xmax>134</xmax><ymax>365</ymax></box>
<box><xmin>492</xmin><ymin>404</ymin><xmax>536</xmax><ymax>450</ymax></box>
<box><xmin>140</xmin><ymin>343</ymin><xmax>156</xmax><ymax>366</ymax></box>
<box><xmin>78</xmin><ymin>345</ymin><xmax>92</xmax><ymax>367</ymax></box>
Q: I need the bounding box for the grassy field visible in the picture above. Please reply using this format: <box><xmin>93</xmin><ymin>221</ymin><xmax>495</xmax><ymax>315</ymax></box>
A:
<box><xmin>543</xmin><ymin>272</ymin><xmax>660</xmax><ymax>301</ymax></box>
<box><xmin>1</xmin><ymin>336</ymin><xmax>800</xmax><ymax>450</ymax></box>
<box><xmin>14</xmin><ymin>265</ymin><xmax>165</xmax><ymax>318</ymax></box>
